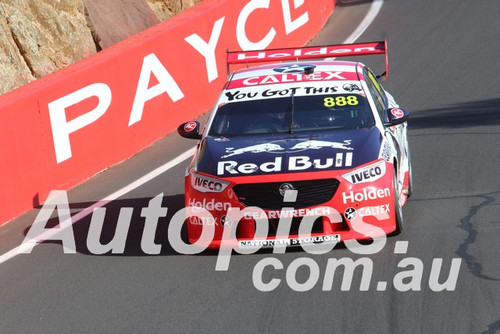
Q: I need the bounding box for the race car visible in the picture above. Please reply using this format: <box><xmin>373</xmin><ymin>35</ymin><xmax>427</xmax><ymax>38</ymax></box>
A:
<box><xmin>177</xmin><ymin>41</ymin><xmax>412</xmax><ymax>249</ymax></box>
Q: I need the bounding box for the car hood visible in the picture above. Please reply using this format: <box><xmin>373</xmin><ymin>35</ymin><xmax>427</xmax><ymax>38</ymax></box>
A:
<box><xmin>196</xmin><ymin>127</ymin><xmax>382</xmax><ymax>177</ymax></box>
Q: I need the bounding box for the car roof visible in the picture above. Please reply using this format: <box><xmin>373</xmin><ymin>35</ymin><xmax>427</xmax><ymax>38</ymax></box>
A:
<box><xmin>233</xmin><ymin>60</ymin><xmax>360</xmax><ymax>75</ymax></box>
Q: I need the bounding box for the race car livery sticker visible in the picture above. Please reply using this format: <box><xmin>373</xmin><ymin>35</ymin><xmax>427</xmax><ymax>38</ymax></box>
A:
<box><xmin>243</xmin><ymin>206</ymin><xmax>332</xmax><ymax>220</ymax></box>
<box><xmin>342</xmin><ymin>160</ymin><xmax>386</xmax><ymax>184</ymax></box>
<box><xmin>188</xmin><ymin>198</ymin><xmax>232</xmax><ymax>212</ymax></box>
<box><xmin>342</xmin><ymin>83</ymin><xmax>362</xmax><ymax>92</ymax></box>
<box><xmin>227</xmin><ymin>71</ymin><xmax>359</xmax><ymax>89</ymax></box>
<box><xmin>217</xmin><ymin>153</ymin><xmax>353</xmax><ymax>175</ymax></box>
<box><xmin>323</xmin><ymin>95</ymin><xmax>359</xmax><ymax>107</ymax></box>
<box><xmin>273</xmin><ymin>64</ymin><xmax>317</xmax><ymax>73</ymax></box>
<box><xmin>189</xmin><ymin>216</ymin><xmax>219</xmax><ymax>226</ymax></box>
<box><xmin>390</xmin><ymin>108</ymin><xmax>405</xmax><ymax>118</ymax></box>
<box><xmin>289</xmin><ymin>140</ymin><xmax>353</xmax><ymax>151</ymax></box>
<box><xmin>191</xmin><ymin>173</ymin><xmax>229</xmax><ymax>193</ymax></box>
<box><xmin>342</xmin><ymin>187</ymin><xmax>391</xmax><ymax>204</ymax></box>
<box><xmin>342</xmin><ymin>204</ymin><xmax>390</xmax><ymax>220</ymax></box>
<box><xmin>344</xmin><ymin>207</ymin><xmax>357</xmax><ymax>220</ymax></box>
<box><xmin>222</xmin><ymin>143</ymin><xmax>284</xmax><ymax>158</ymax></box>
<box><xmin>379</xmin><ymin>140</ymin><xmax>392</xmax><ymax>162</ymax></box>
<box><xmin>183</xmin><ymin>121</ymin><xmax>197</xmax><ymax>132</ymax></box>
<box><xmin>238</xmin><ymin>234</ymin><xmax>340</xmax><ymax>249</ymax></box>
<box><xmin>358</xmin><ymin>204</ymin><xmax>390</xmax><ymax>217</ymax></box>
<box><xmin>221</xmin><ymin>140</ymin><xmax>353</xmax><ymax>158</ymax></box>
<box><xmin>223</xmin><ymin>83</ymin><xmax>367</xmax><ymax>103</ymax></box>
<box><xmin>227</xmin><ymin>42</ymin><xmax>386</xmax><ymax>64</ymax></box>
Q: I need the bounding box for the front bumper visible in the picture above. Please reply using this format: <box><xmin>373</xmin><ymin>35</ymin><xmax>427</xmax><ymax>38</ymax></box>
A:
<box><xmin>185</xmin><ymin>160</ymin><xmax>399</xmax><ymax>249</ymax></box>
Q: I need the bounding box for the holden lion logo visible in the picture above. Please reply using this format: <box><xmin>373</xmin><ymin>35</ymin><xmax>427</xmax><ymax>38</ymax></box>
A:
<box><xmin>279</xmin><ymin>183</ymin><xmax>295</xmax><ymax>196</ymax></box>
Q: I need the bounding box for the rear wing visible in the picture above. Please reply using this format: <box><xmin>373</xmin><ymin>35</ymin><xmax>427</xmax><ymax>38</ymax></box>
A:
<box><xmin>226</xmin><ymin>40</ymin><xmax>388</xmax><ymax>81</ymax></box>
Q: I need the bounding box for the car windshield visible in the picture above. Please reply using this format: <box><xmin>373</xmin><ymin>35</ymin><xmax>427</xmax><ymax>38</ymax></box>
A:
<box><xmin>208</xmin><ymin>94</ymin><xmax>375</xmax><ymax>136</ymax></box>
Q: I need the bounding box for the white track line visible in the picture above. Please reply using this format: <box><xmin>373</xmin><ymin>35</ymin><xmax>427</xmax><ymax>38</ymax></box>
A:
<box><xmin>0</xmin><ymin>1</ymin><xmax>384</xmax><ymax>265</ymax></box>
<box><xmin>0</xmin><ymin>148</ymin><xmax>195</xmax><ymax>264</ymax></box>
<box><xmin>343</xmin><ymin>0</ymin><xmax>384</xmax><ymax>44</ymax></box>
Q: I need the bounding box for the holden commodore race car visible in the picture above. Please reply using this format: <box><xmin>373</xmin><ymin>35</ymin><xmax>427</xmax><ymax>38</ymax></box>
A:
<box><xmin>177</xmin><ymin>41</ymin><xmax>412</xmax><ymax>249</ymax></box>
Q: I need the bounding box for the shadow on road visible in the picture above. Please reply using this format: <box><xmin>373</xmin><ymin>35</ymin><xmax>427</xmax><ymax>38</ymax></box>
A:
<box><xmin>22</xmin><ymin>194</ymin><xmax>213</xmax><ymax>257</ymax></box>
<box><xmin>336</xmin><ymin>0</ymin><xmax>374</xmax><ymax>6</ymax></box>
<box><xmin>409</xmin><ymin>98</ymin><xmax>500</xmax><ymax>129</ymax></box>
<box><xmin>23</xmin><ymin>193</ymin><xmax>356</xmax><ymax>257</ymax></box>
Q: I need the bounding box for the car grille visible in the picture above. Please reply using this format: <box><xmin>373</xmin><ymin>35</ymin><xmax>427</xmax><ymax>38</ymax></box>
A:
<box><xmin>268</xmin><ymin>216</ymin><xmax>323</xmax><ymax>236</ymax></box>
<box><xmin>233</xmin><ymin>179</ymin><xmax>340</xmax><ymax>210</ymax></box>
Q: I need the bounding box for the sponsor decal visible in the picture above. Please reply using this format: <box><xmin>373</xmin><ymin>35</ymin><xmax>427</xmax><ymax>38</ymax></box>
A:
<box><xmin>222</xmin><ymin>143</ymin><xmax>284</xmax><ymax>158</ymax></box>
<box><xmin>217</xmin><ymin>153</ymin><xmax>353</xmax><ymax>175</ymax></box>
<box><xmin>225</xmin><ymin>87</ymin><xmax>299</xmax><ymax>101</ymax></box>
<box><xmin>190</xmin><ymin>215</ymin><xmax>219</xmax><ymax>226</ymax></box>
<box><xmin>342</xmin><ymin>160</ymin><xmax>386</xmax><ymax>184</ymax></box>
<box><xmin>191</xmin><ymin>174</ymin><xmax>229</xmax><ymax>193</ymax></box>
<box><xmin>342</xmin><ymin>83</ymin><xmax>362</xmax><ymax>92</ymax></box>
<box><xmin>183</xmin><ymin>121</ymin><xmax>197</xmax><ymax>132</ymax></box>
<box><xmin>189</xmin><ymin>198</ymin><xmax>231</xmax><ymax>212</ymax></box>
<box><xmin>380</xmin><ymin>140</ymin><xmax>392</xmax><ymax>162</ymax></box>
<box><xmin>291</xmin><ymin>139</ymin><xmax>353</xmax><ymax>151</ymax></box>
<box><xmin>342</xmin><ymin>187</ymin><xmax>391</xmax><ymax>204</ymax></box>
<box><xmin>323</xmin><ymin>95</ymin><xmax>359</xmax><ymax>107</ymax></box>
<box><xmin>243</xmin><ymin>207</ymin><xmax>332</xmax><ymax>220</ymax></box>
<box><xmin>391</xmin><ymin>108</ymin><xmax>404</xmax><ymax>118</ymax></box>
<box><xmin>221</xmin><ymin>139</ymin><xmax>353</xmax><ymax>158</ymax></box>
<box><xmin>239</xmin><ymin>234</ymin><xmax>340</xmax><ymax>249</ymax></box>
<box><xmin>344</xmin><ymin>207</ymin><xmax>356</xmax><ymax>220</ymax></box>
<box><xmin>229</xmin><ymin>43</ymin><xmax>383</xmax><ymax>63</ymax></box>
<box><xmin>273</xmin><ymin>64</ymin><xmax>317</xmax><ymax>73</ymax></box>
<box><xmin>220</xmin><ymin>215</ymin><xmax>232</xmax><ymax>228</ymax></box>
<box><xmin>358</xmin><ymin>204</ymin><xmax>390</xmax><ymax>217</ymax></box>
<box><xmin>230</xmin><ymin>71</ymin><xmax>355</xmax><ymax>88</ymax></box>
<box><xmin>190</xmin><ymin>213</ymin><xmax>233</xmax><ymax>227</ymax></box>
<box><xmin>224</xmin><ymin>86</ymin><xmax>351</xmax><ymax>101</ymax></box>
<box><xmin>343</xmin><ymin>204</ymin><xmax>390</xmax><ymax>220</ymax></box>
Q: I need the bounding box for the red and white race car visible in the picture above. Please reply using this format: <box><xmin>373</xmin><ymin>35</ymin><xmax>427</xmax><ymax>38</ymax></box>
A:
<box><xmin>178</xmin><ymin>41</ymin><xmax>412</xmax><ymax>249</ymax></box>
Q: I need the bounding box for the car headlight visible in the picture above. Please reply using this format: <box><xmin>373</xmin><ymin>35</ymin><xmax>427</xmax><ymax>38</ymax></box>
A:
<box><xmin>191</xmin><ymin>172</ymin><xmax>230</xmax><ymax>193</ymax></box>
<box><xmin>342</xmin><ymin>159</ymin><xmax>386</xmax><ymax>184</ymax></box>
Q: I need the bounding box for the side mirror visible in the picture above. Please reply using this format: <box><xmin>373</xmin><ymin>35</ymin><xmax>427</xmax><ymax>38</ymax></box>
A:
<box><xmin>384</xmin><ymin>108</ymin><xmax>410</xmax><ymax>126</ymax></box>
<box><xmin>177</xmin><ymin>121</ymin><xmax>202</xmax><ymax>139</ymax></box>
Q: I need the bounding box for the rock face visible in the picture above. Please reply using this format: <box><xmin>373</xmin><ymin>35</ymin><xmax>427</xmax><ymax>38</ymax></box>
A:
<box><xmin>83</xmin><ymin>0</ymin><xmax>160</xmax><ymax>49</ymax></box>
<box><xmin>0</xmin><ymin>0</ymin><xmax>96</xmax><ymax>94</ymax></box>
<box><xmin>147</xmin><ymin>0</ymin><xmax>202</xmax><ymax>21</ymax></box>
<box><xmin>0</xmin><ymin>9</ymin><xmax>35</xmax><ymax>93</ymax></box>
<box><xmin>0</xmin><ymin>0</ymin><xmax>202</xmax><ymax>95</ymax></box>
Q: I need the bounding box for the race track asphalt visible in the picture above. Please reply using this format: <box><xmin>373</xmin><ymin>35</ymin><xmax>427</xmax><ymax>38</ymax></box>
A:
<box><xmin>1</xmin><ymin>0</ymin><xmax>500</xmax><ymax>333</ymax></box>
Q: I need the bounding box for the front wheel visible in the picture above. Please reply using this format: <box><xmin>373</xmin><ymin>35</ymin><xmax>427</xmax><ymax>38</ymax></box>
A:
<box><xmin>391</xmin><ymin>168</ymin><xmax>404</xmax><ymax>235</ymax></box>
<box><xmin>405</xmin><ymin>134</ymin><xmax>413</xmax><ymax>198</ymax></box>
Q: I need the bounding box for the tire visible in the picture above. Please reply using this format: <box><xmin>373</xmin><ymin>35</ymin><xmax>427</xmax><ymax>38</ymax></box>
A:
<box><xmin>181</xmin><ymin>218</ymin><xmax>192</xmax><ymax>245</ymax></box>
<box><xmin>405</xmin><ymin>135</ymin><xmax>413</xmax><ymax>198</ymax></box>
<box><xmin>391</xmin><ymin>168</ymin><xmax>404</xmax><ymax>236</ymax></box>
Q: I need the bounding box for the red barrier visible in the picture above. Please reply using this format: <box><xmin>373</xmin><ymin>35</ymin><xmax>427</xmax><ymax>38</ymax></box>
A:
<box><xmin>0</xmin><ymin>0</ymin><xmax>336</xmax><ymax>224</ymax></box>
